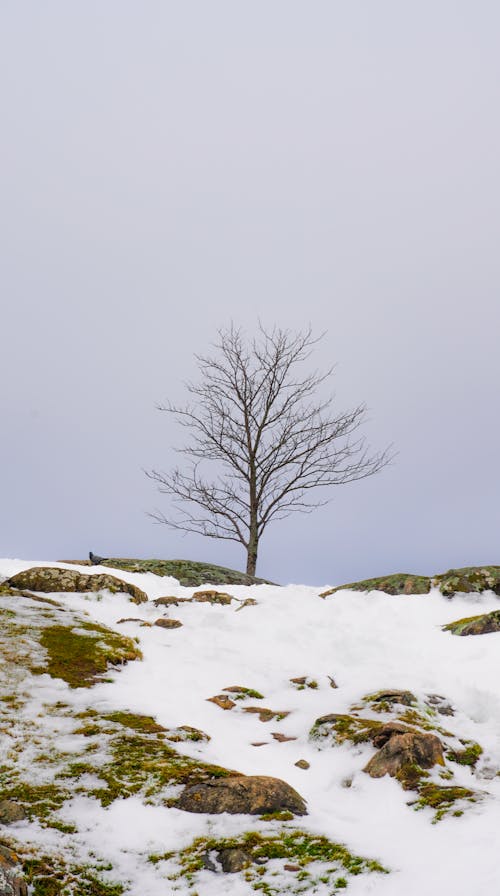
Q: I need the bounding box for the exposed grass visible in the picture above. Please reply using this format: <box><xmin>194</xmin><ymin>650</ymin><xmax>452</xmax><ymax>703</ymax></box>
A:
<box><xmin>21</xmin><ymin>854</ymin><xmax>124</xmax><ymax>896</ymax></box>
<box><xmin>412</xmin><ymin>783</ymin><xmax>481</xmax><ymax>822</ymax></box>
<box><xmin>38</xmin><ymin>623</ymin><xmax>142</xmax><ymax>688</ymax></box>
<box><xmin>162</xmin><ymin>829</ymin><xmax>388</xmax><ymax>894</ymax></box>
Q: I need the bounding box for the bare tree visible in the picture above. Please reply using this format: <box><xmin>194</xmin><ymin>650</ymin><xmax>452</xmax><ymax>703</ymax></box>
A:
<box><xmin>147</xmin><ymin>324</ymin><xmax>392</xmax><ymax>577</ymax></box>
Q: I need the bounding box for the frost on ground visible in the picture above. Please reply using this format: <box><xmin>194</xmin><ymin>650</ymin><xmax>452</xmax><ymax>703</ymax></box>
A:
<box><xmin>1</xmin><ymin>559</ymin><xmax>500</xmax><ymax>895</ymax></box>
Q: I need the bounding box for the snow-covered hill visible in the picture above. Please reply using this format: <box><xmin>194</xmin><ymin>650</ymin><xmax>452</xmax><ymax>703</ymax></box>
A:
<box><xmin>1</xmin><ymin>558</ymin><xmax>500</xmax><ymax>895</ymax></box>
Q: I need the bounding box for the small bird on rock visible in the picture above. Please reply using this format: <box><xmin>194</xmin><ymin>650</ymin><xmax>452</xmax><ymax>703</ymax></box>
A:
<box><xmin>89</xmin><ymin>551</ymin><xmax>109</xmax><ymax>566</ymax></box>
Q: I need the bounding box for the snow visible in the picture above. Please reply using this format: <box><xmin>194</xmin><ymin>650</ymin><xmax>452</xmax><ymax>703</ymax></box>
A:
<box><xmin>2</xmin><ymin>557</ymin><xmax>500</xmax><ymax>894</ymax></box>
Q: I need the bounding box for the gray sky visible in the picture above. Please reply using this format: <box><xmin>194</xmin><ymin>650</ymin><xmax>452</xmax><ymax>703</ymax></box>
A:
<box><xmin>1</xmin><ymin>2</ymin><xmax>499</xmax><ymax>585</ymax></box>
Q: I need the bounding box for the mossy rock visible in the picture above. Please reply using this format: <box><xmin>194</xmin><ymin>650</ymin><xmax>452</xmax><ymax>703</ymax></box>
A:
<box><xmin>79</xmin><ymin>558</ymin><xmax>274</xmax><ymax>587</ymax></box>
<box><xmin>320</xmin><ymin>574</ymin><xmax>431</xmax><ymax>597</ymax></box>
<box><xmin>309</xmin><ymin>713</ymin><xmax>383</xmax><ymax>745</ymax></box>
<box><xmin>433</xmin><ymin>566</ymin><xmax>500</xmax><ymax>597</ymax></box>
<box><xmin>443</xmin><ymin>610</ymin><xmax>500</xmax><ymax>636</ymax></box>
<box><xmin>363</xmin><ymin>689</ymin><xmax>417</xmax><ymax>712</ymax></box>
<box><xmin>6</xmin><ymin>568</ymin><xmax>147</xmax><ymax>604</ymax></box>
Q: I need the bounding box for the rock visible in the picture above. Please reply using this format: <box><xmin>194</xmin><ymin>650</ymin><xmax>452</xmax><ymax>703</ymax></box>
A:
<box><xmin>0</xmin><ymin>845</ymin><xmax>27</xmax><ymax>896</ymax></box>
<box><xmin>320</xmin><ymin>574</ymin><xmax>431</xmax><ymax>597</ymax></box>
<box><xmin>284</xmin><ymin>864</ymin><xmax>301</xmax><ymax>872</ymax></box>
<box><xmin>154</xmin><ymin>618</ymin><xmax>183</xmax><ymax>629</ymax></box>
<box><xmin>192</xmin><ymin>590</ymin><xmax>233</xmax><ymax>605</ymax></box>
<box><xmin>251</xmin><ymin>742</ymin><xmax>268</xmax><ymax>747</ymax></box>
<box><xmin>271</xmin><ymin>732</ymin><xmax>297</xmax><ymax>742</ymax></box>
<box><xmin>116</xmin><ymin>617</ymin><xmax>152</xmax><ymax>627</ymax></box>
<box><xmin>444</xmin><ymin>610</ymin><xmax>500</xmax><ymax>636</ymax></box>
<box><xmin>290</xmin><ymin>676</ymin><xmax>307</xmax><ymax>685</ymax></box>
<box><xmin>207</xmin><ymin>695</ymin><xmax>236</xmax><ymax>710</ymax></box>
<box><xmin>165</xmin><ymin>725</ymin><xmax>210</xmax><ymax>743</ymax></box>
<box><xmin>364</xmin><ymin>731</ymin><xmax>445</xmax><ymax>787</ymax></box>
<box><xmin>366</xmin><ymin>689</ymin><xmax>417</xmax><ymax>708</ymax></box>
<box><xmin>222</xmin><ymin>686</ymin><xmax>264</xmax><ymax>699</ymax></box>
<box><xmin>295</xmin><ymin>759</ymin><xmax>310</xmax><ymax>770</ymax></box>
<box><xmin>153</xmin><ymin>596</ymin><xmax>192</xmax><ymax>607</ymax></box>
<box><xmin>235</xmin><ymin>598</ymin><xmax>259</xmax><ymax>611</ymax></box>
<box><xmin>371</xmin><ymin>722</ymin><xmax>414</xmax><ymax>748</ymax></box>
<box><xmin>6</xmin><ymin>567</ymin><xmax>148</xmax><ymax>604</ymax></box>
<box><xmin>217</xmin><ymin>847</ymin><xmax>252</xmax><ymax>873</ymax></box>
<box><xmin>0</xmin><ymin>801</ymin><xmax>25</xmax><ymax>824</ymax></box>
<box><xmin>243</xmin><ymin>707</ymin><xmax>289</xmax><ymax>722</ymax></box>
<box><xmin>433</xmin><ymin>566</ymin><xmax>500</xmax><ymax>598</ymax></box>
<box><xmin>177</xmin><ymin>774</ymin><xmax>307</xmax><ymax>815</ymax></box>
<box><xmin>310</xmin><ymin>713</ymin><xmax>382</xmax><ymax>745</ymax></box>
<box><xmin>426</xmin><ymin>694</ymin><xmax>454</xmax><ymax>715</ymax></box>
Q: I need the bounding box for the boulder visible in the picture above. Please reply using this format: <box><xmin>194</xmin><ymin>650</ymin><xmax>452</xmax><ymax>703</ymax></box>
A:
<box><xmin>6</xmin><ymin>568</ymin><xmax>147</xmax><ymax>604</ymax></box>
<box><xmin>0</xmin><ymin>802</ymin><xmax>25</xmax><ymax>825</ymax></box>
<box><xmin>364</xmin><ymin>731</ymin><xmax>445</xmax><ymax>786</ymax></box>
<box><xmin>371</xmin><ymin>722</ymin><xmax>414</xmax><ymax>748</ymax></box>
<box><xmin>444</xmin><ymin>611</ymin><xmax>500</xmax><ymax>636</ymax></box>
<box><xmin>217</xmin><ymin>847</ymin><xmax>252</xmax><ymax>873</ymax></box>
<box><xmin>153</xmin><ymin>618</ymin><xmax>183</xmax><ymax>629</ymax></box>
<box><xmin>177</xmin><ymin>775</ymin><xmax>307</xmax><ymax>815</ymax></box>
<box><xmin>0</xmin><ymin>845</ymin><xmax>27</xmax><ymax>896</ymax></box>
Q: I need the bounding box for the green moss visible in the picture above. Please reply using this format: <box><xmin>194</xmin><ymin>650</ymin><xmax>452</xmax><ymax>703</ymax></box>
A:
<box><xmin>0</xmin><ymin>781</ymin><xmax>70</xmax><ymax>823</ymax></box>
<box><xmin>310</xmin><ymin>714</ymin><xmax>382</xmax><ymax>745</ymax></box>
<box><xmin>171</xmin><ymin>829</ymin><xmax>388</xmax><ymax>893</ymax></box>
<box><xmin>413</xmin><ymin>783</ymin><xmax>480</xmax><ymax>822</ymax></box>
<box><xmin>229</xmin><ymin>687</ymin><xmax>265</xmax><ymax>700</ymax></box>
<box><xmin>23</xmin><ymin>855</ymin><xmax>124</xmax><ymax>896</ymax></box>
<box><xmin>259</xmin><ymin>811</ymin><xmax>295</xmax><ymax>821</ymax></box>
<box><xmin>102</xmin><ymin>711</ymin><xmax>166</xmax><ymax>734</ymax></box>
<box><xmin>446</xmin><ymin>742</ymin><xmax>483</xmax><ymax>767</ymax></box>
<box><xmin>38</xmin><ymin>623</ymin><xmax>142</xmax><ymax>688</ymax></box>
<box><xmin>60</xmin><ymin>729</ymin><xmax>234</xmax><ymax>808</ymax></box>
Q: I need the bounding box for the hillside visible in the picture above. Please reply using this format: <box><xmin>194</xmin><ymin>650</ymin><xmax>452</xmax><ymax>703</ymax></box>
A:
<box><xmin>1</xmin><ymin>559</ymin><xmax>500</xmax><ymax>895</ymax></box>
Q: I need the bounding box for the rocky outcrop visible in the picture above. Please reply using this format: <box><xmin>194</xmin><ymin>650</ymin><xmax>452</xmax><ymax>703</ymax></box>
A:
<box><xmin>320</xmin><ymin>574</ymin><xmax>431</xmax><ymax>598</ymax></box>
<box><xmin>443</xmin><ymin>610</ymin><xmax>500</xmax><ymax>636</ymax></box>
<box><xmin>0</xmin><ymin>845</ymin><xmax>27</xmax><ymax>896</ymax></box>
<box><xmin>320</xmin><ymin>565</ymin><xmax>500</xmax><ymax>598</ymax></box>
<box><xmin>6</xmin><ymin>568</ymin><xmax>147</xmax><ymax>604</ymax></box>
<box><xmin>178</xmin><ymin>774</ymin><xmax>306</xmax><ymax>815</ymax></box>
<box><xmin>433</xmin><ymin>566</ymin><xmax>500</xmax><ymax>597</ymax></box>
<box><xmin>68</xmin><ymin>557</ymin><xmax>274</xmax><ymax>587</ymax></box>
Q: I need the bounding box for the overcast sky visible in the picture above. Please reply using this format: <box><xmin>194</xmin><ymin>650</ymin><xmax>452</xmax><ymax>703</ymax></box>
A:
<box><xmin>1</xmin><ymin>2</ymin><xmax>499</xmax><ymax>585</ymax></box>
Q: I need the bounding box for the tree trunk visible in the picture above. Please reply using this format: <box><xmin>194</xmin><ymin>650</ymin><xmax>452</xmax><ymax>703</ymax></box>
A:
<box><xmin>246</xmin><ymin>541</ymin><xmax>258</xmax><ymax>577</ymax></box>
<box><xmin>246</xmin><ymin>497</ymin><xmax>258</xmax><ymax>577</ymax></box>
